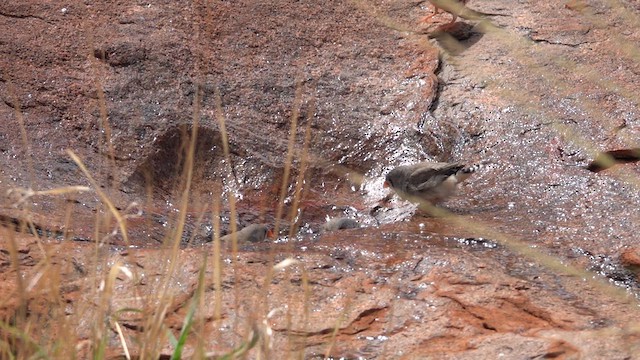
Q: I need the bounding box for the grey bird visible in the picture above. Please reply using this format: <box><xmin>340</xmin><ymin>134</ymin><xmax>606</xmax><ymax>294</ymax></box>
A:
<box><xmin>220</xmin><ymin>224</ymin><xmax>273</xmax><ymax>243</ymax></box>
<box><xmin>420</xmin><ymin>0</ymin><xmax>484</xmax><ymax>26</ymax></box>
<box><xmin>384</xmin><ymin>161</ymin><xmax>485</xmax><ymax>205</ymax></box>
<box><xmin>321</xmin><ymin>217</ymin><xmax>360</xmax><ymax>232</ymax></box>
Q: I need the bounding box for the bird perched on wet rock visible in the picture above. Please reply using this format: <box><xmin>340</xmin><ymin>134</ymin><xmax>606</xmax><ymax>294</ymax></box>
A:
<box><xmin>321</xmin><ymin>217</ymin><xmax>360</xmax><ymax>232</ymax></box>
<box><xmin>420</xmin><ymin>0</ymin><xmax>485</xmax><ymax>27</ymax></box>
<box><xmin>384</xmin><ymin>161</ymin><xmax>487</xmax><ymax>205</ymax></box>
<box><xmin>220</xmin><ymin>224</ymin><xmax>273</xmax><ymax>243</ymax></box>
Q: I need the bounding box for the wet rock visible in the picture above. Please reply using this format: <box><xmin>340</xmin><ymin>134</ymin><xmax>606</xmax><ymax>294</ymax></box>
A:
<box><xmin>219</xmin><ymin>223</ymin><xmax>272</xmax><ymax>243</ymax></box>
<box><xmin>620</xmin><ymin>247</ymin><xmax>640</xmax><ymax>277</ymax></box>
<box><xmin>2</xmin><ymin>0</ymin><xmax>640</xmax><ymax>358</ymax></box>
<box><xmin>321</xmin><ymin>217</ymin><xmax>360</xmax><ymax>232</ymax></box>
<box><xmin>586</xmin><ymin>148</ymin><xmax>640</xmax><ymax>172</ymax></box>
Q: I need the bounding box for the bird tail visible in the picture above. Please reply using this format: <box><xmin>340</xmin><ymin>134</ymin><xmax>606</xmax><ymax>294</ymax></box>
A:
<box><xmin>442</xmin><ymin>0</ymin><xmax>488</xmax><ymax>21</ymax></box>
<box><xmin>461</xmin><ymin>160</ymin><xmax>490</xmax><ymax>173</ymax></box>
<box><xmin>456</xmin><ymin>160</ymin><xmax>491</xmax><ymax>181</ymax></box>
<box><xmin>458</xmin><ymin>7</ymin><xmax>486</xmax><ymax>21</ymax></box>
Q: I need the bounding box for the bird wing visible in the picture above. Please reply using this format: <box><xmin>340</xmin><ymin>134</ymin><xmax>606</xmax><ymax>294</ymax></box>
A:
<box><xmin>429</xmin><ymin>0</ymin><xmax>466</xmax><ymax>14</ymax></box>
<box><xmin>407</xmin><ymin>163</ymin><xmax>463</xmax><ymax>192</ymax></box>
<box><xmin>429</xmin><ymin>0</ymin><xmax>485</xmax><ymax>20</ymax></box>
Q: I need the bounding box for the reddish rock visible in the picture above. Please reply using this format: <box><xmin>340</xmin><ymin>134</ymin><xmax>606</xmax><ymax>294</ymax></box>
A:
<box><xmin>620</xmin><ymin>247</ymin><xmax>640</xmax><ymax>276</ymax></box>
<box><xmin>2</xmin><ymin>0</ymin><xmax>640</xmax><ymax>358</ymax></box>
<box><xmin>621</xmin><ymin>247</ymin><xmax>640</xmax><ymax>267</ymax></box>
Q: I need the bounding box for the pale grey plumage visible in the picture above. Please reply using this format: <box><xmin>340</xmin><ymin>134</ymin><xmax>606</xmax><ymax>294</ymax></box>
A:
<box><xmin>322</xmin><ymin>218</ymin><xmax>360</xmax><ymax>232</ymax></box>
<box><xmin>220</xmin><ymin>224</ymin><xmax>272</xmax><ymax>243</ymax></box>
<box><xmin>384</xmin><ymin>161</ymin><xmax>484</xmax><ymax>204</ymax></box>
<box><xmin>421</xmin><ymin>0</ymin><xmax>484</xmax><ymax>25</ymax></box>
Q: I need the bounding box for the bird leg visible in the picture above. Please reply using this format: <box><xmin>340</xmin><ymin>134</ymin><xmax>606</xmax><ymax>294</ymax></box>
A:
<box><xmin>420</xmin><ymin>0</ymin><xmax>475</xmax><ymax>28</ymax></box>
<box><xmin>419</xmin><ymin>5</ymin><xmax>441</xmax><ymax>23</ymax></box>
<box><xmin>447</xmin><ymin>13</ymin><xmax>458</xmax><ymax>25</ymax></box>
<box><xmin>437</xmin><ymin>13</ymin><xmax>459</xmax><ymax>30</ymax></box>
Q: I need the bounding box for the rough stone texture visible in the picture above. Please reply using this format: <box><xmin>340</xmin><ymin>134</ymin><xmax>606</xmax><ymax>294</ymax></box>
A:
<box><xmin>1</xmin><ymin>0</ymin><xmax>640</xmax><ymax>358</ymax></box>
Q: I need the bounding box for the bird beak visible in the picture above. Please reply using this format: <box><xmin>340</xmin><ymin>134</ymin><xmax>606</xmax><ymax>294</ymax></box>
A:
<box><xmin>383</xmin><ymin>180</ymin><xmax>390</xmax><ymax>188</ymax></box>
<box><xmin>267</xmin><ymin>229</ymin><xmax>275</xmax><ymax>239</ymax></box>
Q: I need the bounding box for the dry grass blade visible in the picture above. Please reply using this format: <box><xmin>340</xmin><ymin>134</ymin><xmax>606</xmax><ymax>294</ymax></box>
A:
<box><xmin>3</xmin><ymin>228</ymin><xmax>27</xmax><ymax>325</ymax></box>
<box><xmin>170</xmin><ymin>259</ymin><xmax>206</xmax><ymax>360</ymax></box>
<box><xmin>209</xmin><ymin>326</ymin><xmax>261</xmax><ymax>360</ymax></box>
<box><xmin>0</xmin><ymin>319</ymin><xmax>48</xmax><ymax>359</ymax></box>
<box><xmin>213</xmin><ymin>86</ymin><xmax>242</xmax><ymax>334</ymax></box>
<box><xmin>86</xmin><ymin>25</ymin><xmax>117</xmax><ymax>181</ymax></box>
<box><xmin>4</xmin><ymin>1</ymin><xmax>640</xmax><ymax>358</ymax></box>
<box><xmin>390</xmin><ymin>0</ymin><xmax>640</xmax><ymax>313</ymax></box>
<box><xmin>66</xmin><ymin>150</ymin><xmax>131</xmax><ymax>246</ymax></box>
<box><xmin>113</xmin><ymin>321</ymin><xmax>131</xmax><ymax>360</ymax></box>
<box><xmin>416</xmin><ymin>200</ymin><xmax>636</xmax><ymax>306</ymax></box>
<box><xmin>93</xmin><ymin>261</ymin><xmax>130</xmax><ymax>358</ymax></box>
<box><xmin>273</xmin><ymin>79</ymin><xmax>304</xmax><ymax>240</ymax></box>
<box><xmin>214</xmin><ymin>87</ymin><xmax>238</xmax><ymax>187</ymax></box>
<box><xmin>7</xmin><ymin>186</ymin><xmax>91</xmax><ymax>208</ymax></box>
<box><xmin>169</xmin><ymin>84</ymin><xmax>200</xmax><ymax>254</ymax></box>
<box><xmin>210</xmin><ymin>181</ymin><xmax>224</xmax><ymax>322</ymax></box>
<box><xmin>6</xmin><ymin>81</ymin><xmax>35</xmax><ymax>187</ymax></box>
<box><xmin>250</xmin><ymin>78</ymin><xmax>306</xmax><ymax>324</ymax></box>
<box><xmin>287</xmin><ymin>98</ymin><xmax>315</xmax><ymax>240</ymax></box>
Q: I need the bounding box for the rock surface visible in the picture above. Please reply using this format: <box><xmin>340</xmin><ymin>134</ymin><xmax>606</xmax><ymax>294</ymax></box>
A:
<box><xmin>1</xmin><ymin>0</ymin><xmax>640</xmax><ymax>358</ymax></box>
